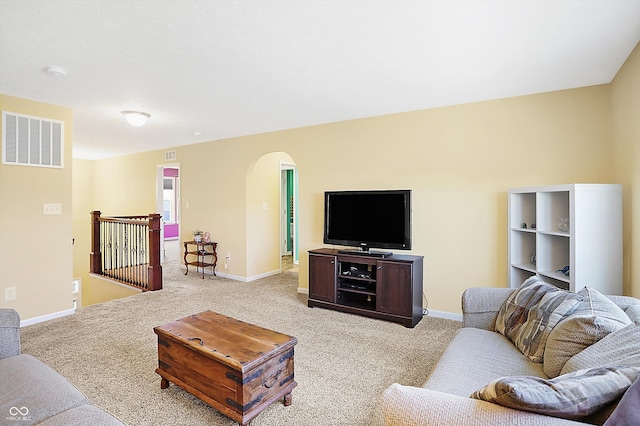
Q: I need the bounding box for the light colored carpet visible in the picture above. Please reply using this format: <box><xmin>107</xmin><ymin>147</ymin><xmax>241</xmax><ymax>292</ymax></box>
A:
<box><xmin>20</xmin><ymin>242</ymin><xmax>461</xmax><ymax>425</ymax></box>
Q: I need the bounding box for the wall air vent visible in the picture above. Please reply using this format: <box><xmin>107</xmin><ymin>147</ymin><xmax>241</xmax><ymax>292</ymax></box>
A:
<box><xmin>2</xmin><ymin>111</ymin><xmax>64</xmax><ymax>168</ymax></box>
<box><xmin>165</xmin><ymin>150</ymin><xmax>177</xmax><ymax>161</ymax></box>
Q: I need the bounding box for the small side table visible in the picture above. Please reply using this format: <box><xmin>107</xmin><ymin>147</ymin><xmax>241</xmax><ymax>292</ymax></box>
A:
<box><xmin>184</xmin><ymin>241</ymin><xmax>218</xmax><ymax>279</ymax></box>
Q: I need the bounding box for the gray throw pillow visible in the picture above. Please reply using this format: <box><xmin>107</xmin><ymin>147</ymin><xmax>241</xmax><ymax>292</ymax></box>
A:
<box><xmin>544</xmin><ymin>287</ymin><xmax>631</xmax><ymax>377</ymax></box>
<box><xmin>496</xmin><ymin>276</ymin><xmax>583</xmax><ymax>363</ymax></box>
<box><xmin>561</xmin><ymin>318</ymin><xmax>640</xmax><ymax>375</ymax></box>
<box><xmin>624</xmin><ymin>304</ymin><xmax>640</xmax><ymax>323</ymax></box>
<box><xmin>471</xmin><ymin>366</ymin><xmax>640</xmax><ymax>420</ymax></box>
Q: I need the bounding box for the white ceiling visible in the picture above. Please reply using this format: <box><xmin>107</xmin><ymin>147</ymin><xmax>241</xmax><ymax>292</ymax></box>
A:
<box><xmin>1</xmin><ymin>1</ymin><xmax>639</xmax><ymax>160</ymax></box>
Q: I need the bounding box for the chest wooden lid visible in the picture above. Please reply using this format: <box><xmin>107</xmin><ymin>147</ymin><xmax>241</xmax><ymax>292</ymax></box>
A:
<box><xmin>154</xmin><ymin>311</ymin><xmax>297</xmax><ymax>371</ymax></box>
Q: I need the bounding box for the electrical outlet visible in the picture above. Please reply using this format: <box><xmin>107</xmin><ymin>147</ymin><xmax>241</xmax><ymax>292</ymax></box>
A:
<box><xmin>43</xmin><ymin>203</ymin><xmax>62</xmax><ymax>215</ymax></box>
<box><xmin>4</xmin><ymin>287</ymin><xmax>16</xmax><ymax>301</ymax></box>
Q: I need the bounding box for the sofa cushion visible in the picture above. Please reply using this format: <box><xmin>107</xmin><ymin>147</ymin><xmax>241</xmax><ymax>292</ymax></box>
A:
<box><xmin>496</xmin><ymin>276</ymin><xmax>583</xmax><ymax>363</ymax></box>
<box><xmin>471</xmin><ymin>366</ymin><xmax>640</xmax><ymax>421</ymax></box>
<box><xmin>544</xmin><ymin>287</ymin><xmax>631</xmax><ymax>378</ymax></box>
<box><xmin>0</xmin><ymin>354</ymin><xmax>88</xmax><ymax>425</ymax></box>
<box><xmin>424</xmin><ymin>327</ymin><xmax>546</xmax><ymax>397</ymax></box>
<box><xmin>561</xmin><ymin>318</ymin><xmax>640</xmax><ymax>375</ymax></box>
<box><xmin>624</xmin><ymin>304</ymin><xmax>640</xmax><ymax>323</ymax></box>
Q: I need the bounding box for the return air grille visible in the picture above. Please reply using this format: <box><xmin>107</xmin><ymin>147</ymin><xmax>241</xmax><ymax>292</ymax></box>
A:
<box><xmin>2</xmin><ymin>111</ymin><xmax>64</xmax><ymax>168</ymax></box>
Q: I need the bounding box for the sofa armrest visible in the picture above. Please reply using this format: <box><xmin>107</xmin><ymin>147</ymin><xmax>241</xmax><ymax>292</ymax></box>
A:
<box><xmin>461</xmin><ymin>287</ymin><xmax>515</xmax><ymax>331</ymax></box>
<box><xmin>381</xmin><ymin>384</ymin><xmax>585</xmax><ymax>426</ymax></box>
<box><xmin>0</xmin><ymin>308</ymin><xmax>21</xmax><ymax>359</ymax></box>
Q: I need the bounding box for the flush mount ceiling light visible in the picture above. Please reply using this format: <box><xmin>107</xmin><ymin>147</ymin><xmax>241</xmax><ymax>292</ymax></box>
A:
<box><xmin>45</xmin><ymin>65</ymin><xmax>68</xmax><ymax>77</ymax></box>
<box><xmin>121</xmin><ymin>110</ymin><xmax>151</xmax><ymax>127</ymax></box>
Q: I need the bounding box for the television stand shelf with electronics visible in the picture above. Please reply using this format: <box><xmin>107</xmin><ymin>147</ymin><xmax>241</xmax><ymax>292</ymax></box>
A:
<box><xmin>308</xmin><ymin>248</ymin><xmax>424</xmax><ymax>327</ymax></box>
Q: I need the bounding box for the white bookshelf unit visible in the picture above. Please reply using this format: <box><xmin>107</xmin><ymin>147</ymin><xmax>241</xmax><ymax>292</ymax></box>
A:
<box><xmin>508</xmin><ymin>184</ymin><xmax>622</xmax><ymax>294</ymax></box>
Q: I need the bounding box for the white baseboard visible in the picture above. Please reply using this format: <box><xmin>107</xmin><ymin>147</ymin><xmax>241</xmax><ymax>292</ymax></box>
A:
<box><xmin>247</xmin><ymin>269</ymin><xmax>281</xmax><ymax>282</ymax></box>
<box><xmin>426</xmin><ymin>309</ymin><xmax>463</xmax><ymax>322</ymax></box>
<box><xmin>297</xmin><ymin>287</ymin><xmax>309</xmax><ymax>295</ymax></box>
<box><xmin>21</xmin><ymin>308</ymin><xmax>75</xmax><ymax>327</ymax></box>
<box><xmin>214</xmin><ymin>272</ymin><xmax>245</xmax><ymax>282</ymax></box>
<box><xmin>212</xmin><ymin>269</ymin><xmax>281</xmax><ymax>282</ymax></box>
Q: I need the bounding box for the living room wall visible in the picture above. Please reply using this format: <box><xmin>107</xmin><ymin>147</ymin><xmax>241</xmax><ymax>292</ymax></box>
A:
<box><xmin>72</xmin><ymin>152</ymin><xmax>160</xmax><ymax>305</ymax></box>
<box><xmin>3</xmin><ymin>46</ymin><xmax>633</xmax><ymax>322</ymax></box>
<box><xmin>246</xmin><ymin>151</ymin><xmax>296</xmax><ymax>279</ymax></box>
<box><xmin>611</xmin><ymin>42</ymin><xmax>640</xmax><ymax>298</ymax></box>
<box><xmin>0</xmin><ymin>95</ymin><xmax>73</xmax><ymax>321</ymax></box>
<box><xmin>80</xmin><ymin>81</ymin><xmax>622</xmax><ymax>316</ymax></box>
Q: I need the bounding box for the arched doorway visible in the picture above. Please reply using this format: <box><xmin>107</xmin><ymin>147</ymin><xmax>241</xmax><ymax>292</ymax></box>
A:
<box><xmin>246</xmin><ymin>152</ymin><xmax>298</xmax><ymax>278</ymax></box>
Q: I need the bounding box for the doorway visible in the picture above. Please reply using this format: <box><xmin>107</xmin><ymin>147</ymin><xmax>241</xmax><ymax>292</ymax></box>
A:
<box><xmin>156</xmin><ymin>163</ymin><xmax>181</xmax><ymax>263</ymax></box>
<box><xmin>162</xmin><ymin>168</ymin><xmax>180</xmax><ymax>240</ymax></box>
<box><xmin>280</xmin><ymin>163</ymin><xmax>298</xmax><ymax>270</ymax></box>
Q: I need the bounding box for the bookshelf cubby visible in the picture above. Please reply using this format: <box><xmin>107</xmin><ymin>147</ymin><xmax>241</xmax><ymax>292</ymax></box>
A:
<box><xmin>508</xmin><ymin>184</ymin><xmax>622</xmax><ymax>294</ymax></box>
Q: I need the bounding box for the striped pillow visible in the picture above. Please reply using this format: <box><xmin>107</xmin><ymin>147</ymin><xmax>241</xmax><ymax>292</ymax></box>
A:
<box><xmin>543</xmin><ymin>287</ymin><xmax>631</xmax><ymax>377</ymax></box>
<box><xmin>471</xmin><ymin>366</ymin><xmax>640</xmax><ymax>420</ymax></box>
<box><xmin>496</xmin><ymin>277</ymin><xmax>583</xmax><ymax>362</ymax></box>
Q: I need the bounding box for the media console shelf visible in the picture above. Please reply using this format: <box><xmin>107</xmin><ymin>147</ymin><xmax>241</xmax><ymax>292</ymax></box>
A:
<box><xmin>308</xmin><ymin>248</ymin><xmax>424</xmax><ymax>327</ymax></box>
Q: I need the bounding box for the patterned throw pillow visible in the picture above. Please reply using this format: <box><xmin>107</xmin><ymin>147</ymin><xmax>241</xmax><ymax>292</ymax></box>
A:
<box><xmin>470</xmin><ymin>366</ymin><xmax>640</xmax><ymax>420</ymax></box>
<box><xmin>544</xmin><ymin>287</ymin><xmax>631</xmax><ymax>377</ymax></box>
<box><xmin>561</xmin><ymin>318</ymin><xmax>640</xmax><ymax>375</ymax></box>
<box><xmin>495</xmin><ymin>276</ymin><xmax>583</xmax><ymax>363</ymax></box>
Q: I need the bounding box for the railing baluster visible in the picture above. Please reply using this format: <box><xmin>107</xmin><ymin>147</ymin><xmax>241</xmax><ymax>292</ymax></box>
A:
<box><xmin>90</xmin><ymin>211</ymin><xmax>162</xmax><ymax>291</ymax></box>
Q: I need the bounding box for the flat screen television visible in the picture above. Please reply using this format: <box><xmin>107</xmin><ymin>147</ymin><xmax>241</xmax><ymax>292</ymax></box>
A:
<box><xmin>323</xmin><ymin>189</ymin><xmax>411</xmax><ymax>256</ymax></box>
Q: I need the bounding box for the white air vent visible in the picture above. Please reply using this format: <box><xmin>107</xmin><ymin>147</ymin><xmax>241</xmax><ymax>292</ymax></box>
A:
<box><xmin>2</xmin><ymin>111</ymin><xmax>64</xmax><ymax>168</ymax></box>
<box><xmin>165</xmin><ymin>150</ymin><xmax>177</xmax><ymax>161</ymax></box>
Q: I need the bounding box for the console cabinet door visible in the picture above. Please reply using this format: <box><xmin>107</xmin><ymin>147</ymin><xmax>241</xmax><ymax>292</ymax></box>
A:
<box><xmin>309</xmin><ymin>253</ymin><xmax>336</xmax><ymax>303</ymax></box>
<box><xmin>376</xmin><ymin>261</ymin><xmax>412</xmax><ymax>316</ymax></box>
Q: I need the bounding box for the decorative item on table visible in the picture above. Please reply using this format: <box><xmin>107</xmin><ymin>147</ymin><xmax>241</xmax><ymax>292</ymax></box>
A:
<box><xmin>193</xmin><ymin>229</ymin><xmax>204</xmax><ymax>243</ymax></box>
<box><xmin>556</xmin><ymin>265</ymin><xmax>570</xmax><ymax>276</ymax></box>
<box><xmin>558</xmin><ymin>217</ymin><xmax>570</xmax><ymax>232</ymax></box>
<box><xmin>203</xmin><ymin>231</ymin><xmax>211</xmax><ymax>243</ymax></box>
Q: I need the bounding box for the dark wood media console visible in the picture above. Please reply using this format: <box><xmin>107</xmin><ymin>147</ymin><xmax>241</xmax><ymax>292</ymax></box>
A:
<box><xmin>308</xmin><ymin>248</ymin><xmax>424</xmax><ymax>327</ymax></box>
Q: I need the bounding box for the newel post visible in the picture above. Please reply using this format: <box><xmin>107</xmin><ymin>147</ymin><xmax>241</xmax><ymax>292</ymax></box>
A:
<box><xmin>148</xmin><ymin>213</ymin><xmax>163</xmax><ymax>291</ymax></box>
<box><xmin>90</xmin><ymin>211</ymin><xmax>102</xmax><ymax>274</ymax></box>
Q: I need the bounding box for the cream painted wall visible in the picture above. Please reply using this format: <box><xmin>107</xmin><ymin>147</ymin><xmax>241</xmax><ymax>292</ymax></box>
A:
<box><xmin>71</xmin><ymin>158</ymin><xmax>140</xmax><ymax>306</ymax></box>
<box><xmin>284</xmin><ymin>86</ymin><xmax>613</xmax><ymax>314</ymax></box>
<box><xmin>85</xmin><ymin>84</ymin><xmax>615</xmax><ymax>315</ymax></box>
<box><xmin>6</xmin><ymin>49</ymin><xmax>634</xmax><ymax>320</ymax></box>
<box><xmin>0</xmin><ymin>95</ymin><xmax>73</xmax><ymax>321</ymax></box>
<box><xmin>611</xmin><ymin>42</ymin><xmax>640</xmax><ymax>297</ymax></box>
<box><xmin>72</xmin><ymin>159</ymin><xmax>94</xmax><ymax>306</ymax></box>
<box><xmin>77</xmin><ymin>152</ymin><xmax>163</xmax><ymax>305</ymax></box>
<box><xmin>246</xmin><ymin>152</ymin><xmax>295</xmax><ymax>278</ymax></box>
<box><xmin>75</xmin><ymin>59</ymin><xmax>637</xmax><ymax>315</ymax></box>
<box><xmin>92</xmin><ymin>151</ymin><xmax>161</xmax><ymax>215</ymax></box>
<box><xmin>176</xmin><ymin>141</ymin><xmax>250</xmax><ymax>278</ymax></box>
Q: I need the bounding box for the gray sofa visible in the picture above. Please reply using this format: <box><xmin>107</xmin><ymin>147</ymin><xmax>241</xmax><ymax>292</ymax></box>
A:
<box><xmin>382</xmin><ymin>286</ymin><xmax>640</xmax><ymax>426</ymax></box>
<box><xmin>0</xmin><ymin>308</ymin><xmax>124</xmax><ymax>425</ymax></box>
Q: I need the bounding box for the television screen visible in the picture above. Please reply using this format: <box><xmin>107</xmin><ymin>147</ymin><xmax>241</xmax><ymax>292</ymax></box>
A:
<box><xmin>324</xmin><ymin>190</ymin><xmax>411</xmax><ymax>253</ymax></box>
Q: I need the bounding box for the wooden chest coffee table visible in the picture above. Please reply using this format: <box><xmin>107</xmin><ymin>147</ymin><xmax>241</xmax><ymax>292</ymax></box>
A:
<box><xmin>154</xmin><ymin>311</ymin><xmax>297</xmax><ymax>425</ymax></box>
